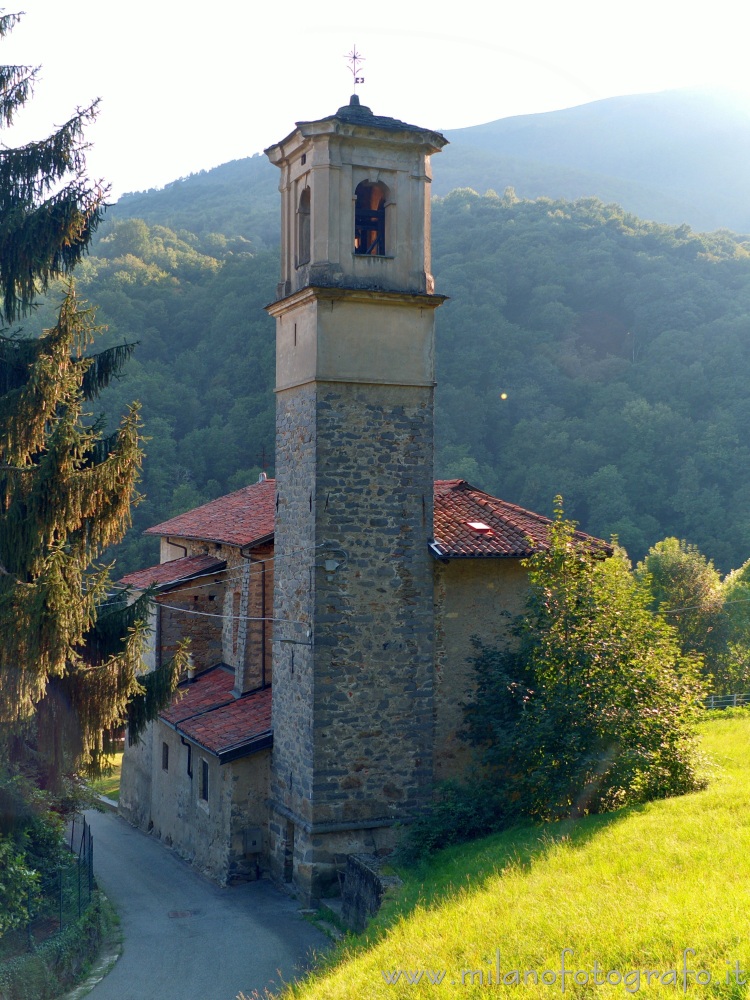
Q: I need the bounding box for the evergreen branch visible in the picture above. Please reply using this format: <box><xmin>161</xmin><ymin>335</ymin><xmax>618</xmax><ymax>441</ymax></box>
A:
<box><xmin>0</xmin><ymin>11</ymin><xmax>22</xmax><ymax>40</ymax></box>
<box><xmin>0</xmin><ymin>64</ymin><xmax>36</xmax><ymax>126</ymax></box>
<box><xmin>0</xmin><ymin>334</ymin><xmax>42</xmax><ymax>393</ymax></box>
<box><xmin>0</xmin><ymin>103</ymin><xmax>102</xmax><ymax>208</ymax></box>
<box><xmin>81</xmin><ymin>587</ymin><xmax>155</xmax><ymax>666</ymax></box>
<box><xmin>0</xmin><ymin>184</ymin><xmax>106</xmax><ymax>323</ymax></box>
<box><xmin>0</xmin><ymin>11</ymin><xmax>143</xmax><ymax>792</ymax></box>
<box><xmin>127</xmin><ymin>642</ymin><xmax>189</xmax><ymax>746</ymax></box>
<box><xmin>83</xmin><ymin>431</ymin><xmax>121</xmax><ymax>467</ymax></box>
<box><xmin>81</xmin><ymin>341</ymin><xmax>137</xmax><ymax>398</ymax></box>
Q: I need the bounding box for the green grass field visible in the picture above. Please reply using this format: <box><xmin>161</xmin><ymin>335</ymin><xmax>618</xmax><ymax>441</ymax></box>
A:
<box><xmin>277</xmin><ymin>713</ymin><xmax>750</xmax><ymax>998</ymax></box>
<box><xmin>89</xmin><ymin>752</ymin><xmax>123</xmax><ymax>802</ymax></box>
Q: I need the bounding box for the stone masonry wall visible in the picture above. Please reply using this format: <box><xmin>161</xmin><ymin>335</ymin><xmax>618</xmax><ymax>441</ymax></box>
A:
<box><xmin>236</xmin><ymin>541</ymin><xmax>274</xmax><ymax>693</ymax></box>
<box><xmin>269</xmin><ymin>384</ymin><xmax>317</xmax><ymax>880</ymax></box>
<box><xmin>154</xmin><ymin>537</ymin><xmax>273</xmax><ymax>692</ymax></box>
<box><xmin>433</xmin><ymin>558</ymin><xmax>529</xmax><ymax>781</ymax></box>
<box><xmin>271</xmin><ymin>379</ymin><xmax>435</xmax><ymax>900</ymax></box>
<box><xmin>341</xmin><ymin>854</ymin><xmax>403</xmax><ymax>932</ymax></box>
<box><xmin>157</xmin><ymin>576</ymin><xmax>225</xmax><ymax>672</ymax></box>
<box><xmin>121</xmin><ymin>712</ymin><xmax>270</xmax><ymax>885</ymax></box>
<box><xmin>311</xmin><ymin>381</ymin><xmax>435</xmax><ymax>822</ymax></box>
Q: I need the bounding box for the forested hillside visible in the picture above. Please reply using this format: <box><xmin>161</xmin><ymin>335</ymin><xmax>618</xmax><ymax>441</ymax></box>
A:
<box><xmin>432</xmin><ymin>191</ymin><xmax>750</xmax><ymax>569</ymax></box>
<box><xmin>17</xmin><ymin>89</ymin><xmax>750</xmax><ymax>576</ymax></box>
<box><xmin>32</xmin><ymin>190</ymin><xmax>750</xmax><ymax>578</ymax></box>
<box><xmin>111</xmin><ymin>88</ymin><xmax>750</xmax><ymax>239</ymax></box>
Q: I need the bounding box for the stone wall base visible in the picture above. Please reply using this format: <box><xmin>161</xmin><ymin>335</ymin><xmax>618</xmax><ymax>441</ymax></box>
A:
<box><xmin>341</xmin><ymin>854</ymin><xmax>403</xmax><ymax>932</ymax></box>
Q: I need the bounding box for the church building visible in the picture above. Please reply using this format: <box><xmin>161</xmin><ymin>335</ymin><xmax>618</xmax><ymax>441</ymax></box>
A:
<box><xmin>118</xmin><ymin>96</ymin><xmax>605</xmax><ymax>904</ymax></box>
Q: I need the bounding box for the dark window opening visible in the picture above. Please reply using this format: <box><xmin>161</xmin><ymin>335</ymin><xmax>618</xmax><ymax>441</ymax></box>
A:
<box><xmin>186</xmin><ymin>743</ymin><xmax>192</xmax><ymax>778</ymax></box>
<box><xmin>354</xmin><ymin>181</ymin><xmax>386</xmax><ymax>256</ymax></box>
<box><xmin>162</xmin><ymin>742</ymin><xmax>169</xmax><ymax>771</ymax></box>
<box><xmin>200</xmin><ymin>759</ymin><xmax>209</xmax><ymax>801</ymax></box>
<box><xmin>297</xmin><ymin>187</ymin><xmax>311</xmax><ymax>266</ymax></box>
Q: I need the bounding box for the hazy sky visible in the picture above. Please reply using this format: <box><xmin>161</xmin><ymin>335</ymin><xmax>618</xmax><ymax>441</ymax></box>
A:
<box><xmin>4</xmin><ymin>0</ymin><xmax>750</xmax><ymax>199</ymax></box>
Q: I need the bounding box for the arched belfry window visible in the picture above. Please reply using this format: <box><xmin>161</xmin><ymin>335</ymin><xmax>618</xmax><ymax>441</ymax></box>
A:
<box><xmin>297</xmin><ymin>187</ymin><xmax>311</xmax><ymax>266</ymax></box>
<box><xmin>354</xmin><ymin>181</ymin><xmax>387</xmax><ymax>256</ymax></box>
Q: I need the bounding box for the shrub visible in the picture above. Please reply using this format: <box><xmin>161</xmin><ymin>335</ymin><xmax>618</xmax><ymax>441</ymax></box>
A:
<box><xmin>396</xmin><ymin>781</ymin><xmax>512</xmax><ymax>863</ymax></box>
<box><xmin>0</xmin><ymin>838</ymin><xmax>38</xmax><ymax>937</ymax></box>
<box><xmin>464</xmin><ymin>501</ymin><xmax>705</xmax><ymax>823</ymax></box>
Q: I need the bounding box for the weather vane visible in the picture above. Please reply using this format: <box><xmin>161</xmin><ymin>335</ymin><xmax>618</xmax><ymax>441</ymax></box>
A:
<box><xmin>346</xmin><ymin>45</ymin><xmax>365</xmax><ymax>92</ymax></box>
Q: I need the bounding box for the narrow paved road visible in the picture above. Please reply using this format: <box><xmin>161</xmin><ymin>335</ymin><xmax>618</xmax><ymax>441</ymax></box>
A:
<box><xmin>84</xmin><ymin>810</ymin><xmax>329</xmax><ymax>1000</ymax></box>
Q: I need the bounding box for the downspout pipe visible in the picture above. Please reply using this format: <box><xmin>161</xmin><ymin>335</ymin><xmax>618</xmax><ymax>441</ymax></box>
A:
<box><xmin>167</xmin><ymin>537</ymin><xmax>188</xmax><ymax>558</ymax></box>
<box><xmin>239</xmin><ymin>542</ymin><xmax>269</xmax><ymax>690</ymax></box>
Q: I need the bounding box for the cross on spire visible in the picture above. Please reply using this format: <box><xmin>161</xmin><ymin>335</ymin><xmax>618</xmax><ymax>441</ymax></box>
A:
<box><xmin>346</xmin><ymin>45</ymin><xmax>365</xmax><ymax>91</ymax></box>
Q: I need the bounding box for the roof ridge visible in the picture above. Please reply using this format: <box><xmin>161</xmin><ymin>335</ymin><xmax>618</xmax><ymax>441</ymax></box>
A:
<box><xmin>470</xmin><ymin>489</ymin><xmax>553</xmax><ymax>527</ymax></box>
<box><xmin>151</xmin><ymin>477</ymin><xmax>275</xmax><ymax>519</ymax></box>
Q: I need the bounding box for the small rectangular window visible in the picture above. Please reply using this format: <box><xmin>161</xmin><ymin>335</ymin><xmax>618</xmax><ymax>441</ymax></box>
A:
<box><xmin>186</xmin><ymin>743</ymin><xmax>192</xmax><ymax>778</ymax></box>
<box><xmin>200</xmin><ymin>759</ymin><xmax>209</xmax><ymax>801</ymax></box>
<box><xmin>162</xmin><ymin>742</ymin><xmax>169</xmax><ymax>771</ymax></box>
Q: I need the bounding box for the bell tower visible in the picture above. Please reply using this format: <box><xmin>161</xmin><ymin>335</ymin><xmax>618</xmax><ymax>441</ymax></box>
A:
<box><xmin>265</xmin><ymin>96</ymin><xmax>446</xmax><ymax>903</ymax></box>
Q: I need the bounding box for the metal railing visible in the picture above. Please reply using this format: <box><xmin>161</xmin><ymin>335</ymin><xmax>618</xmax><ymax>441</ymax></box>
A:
<box><xmin>23</xmin><ymin>815</ymin><xmax>94</xmax><ymax>946</ymax></box>
<box><xmin>704</xmin><ymin>693</ymin><xmax>750</xmax><ymax>710</ymax></box>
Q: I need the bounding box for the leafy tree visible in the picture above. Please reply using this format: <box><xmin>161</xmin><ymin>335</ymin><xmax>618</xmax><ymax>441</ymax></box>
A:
<box><xmin>718</xmin><ymin>559</ymin><xmax>750</xmax><ymax>693</ymax></box>
<box><xmin>0</xmin><ymin>11</ymin><xmax>180</xmax><ymax>796</ymax></box>
<box><xmin>465</xmin><ymin>503</ymin><xmax>704</xmax><ymax>822</ymax></box>
<box><xmin>636</xmin><ymin>538</ymin><xmax>727</xmax><ymax>686</ymax></box>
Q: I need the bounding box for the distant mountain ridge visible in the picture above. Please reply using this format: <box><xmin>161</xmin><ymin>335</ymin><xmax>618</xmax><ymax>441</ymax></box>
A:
<box><xmin>438</xmin><ymin>88</ymin><xmax>750</xmax><ymax>232</ymax></box>
<box><xmin>114</xmin><ymin>88</ymin><xmax>750</xmax><ymax>237</ymax></box>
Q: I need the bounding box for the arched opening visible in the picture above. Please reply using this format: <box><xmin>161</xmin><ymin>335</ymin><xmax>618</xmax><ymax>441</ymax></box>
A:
<box><xmin>297</xmin><ymin>187</ymin><xmax>311</xmax><ymax>266</ymax></box>
<box><xmin>354</xmin><ymin>181</ymin><xmax>387</xmax><ymax>256</ymax></box>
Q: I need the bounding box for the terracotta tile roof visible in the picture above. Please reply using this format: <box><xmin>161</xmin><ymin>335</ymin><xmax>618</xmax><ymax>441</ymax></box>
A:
<box><xmin>161</xmin><ymin>666</ymin><xmax>272</xmax><ymax>762</ymax></box>
<box><xmin>145</xmin><ymin>478</ymin><xmax>275</xmax><ymax>548</ymax></box>
<box><xmin>432</xmin><ymin>479</ymin><xmax>610</xmax><ymax>559</ymax></box>
<box><xmin>140</xmin><ymin>475</ymin><xmax>608</xmax><ymax>562</ymax></box>
<box><xmin>118</xmin><ymin>554</ymin><xmax>226</xmax><ymax>590</ymax></box>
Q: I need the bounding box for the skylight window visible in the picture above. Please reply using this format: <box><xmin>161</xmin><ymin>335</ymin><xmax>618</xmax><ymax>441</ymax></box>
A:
<box><xmin>467</xmin><ymin>521</ymin><xmax>492</xmax><ymax>533</ymax></box>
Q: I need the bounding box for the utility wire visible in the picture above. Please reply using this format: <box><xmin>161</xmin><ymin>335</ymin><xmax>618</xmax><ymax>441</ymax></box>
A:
<box><xmin>660</xmin><ymin>596</ymin><xmax>750</xmax><ymax>615</ymax></box>
<box><xmin>148</xmin><ymin>597</ymin><xmax>309</xmax><ymax>630</ymax></box>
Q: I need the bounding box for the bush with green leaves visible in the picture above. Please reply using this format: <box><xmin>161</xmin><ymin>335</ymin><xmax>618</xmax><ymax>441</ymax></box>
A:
<box><xmin>0</xmin><ymin>836</ymin><xmax>38</xmax><ymax>937</ymax></box>
<box><xmin>464</xmin><ymin>501</ymin><xmax>705</xmax><ymax>823</ymax></box>
<box><xmin>396</xmin><ymin>780</ymin><xmax>512</xmax><ymax>864</ymax></box>
<box><xmin>720</xmin><ymin>558</ymin><xmax>750</xmax><ymax>693</ymax></box>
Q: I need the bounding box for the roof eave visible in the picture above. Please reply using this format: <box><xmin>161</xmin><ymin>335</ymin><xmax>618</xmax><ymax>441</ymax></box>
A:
<box><xmin>217</xmin><ymin>731</ymin><xmax>273</xmax><ymax>764</ymax></box>
<box><xmin>431</xmin><ymin>550</ymin><xmax>535</xmax><ymax>561</ymax></box>
<box><xmin>160</xmin><ymin>719</ymin><xmax>273</xmax><ymax>763</ymax></box>
<box><xmin>144</xmin><ymin>528</ymin><xmax>273</xmax><ymax>549</ymax></box>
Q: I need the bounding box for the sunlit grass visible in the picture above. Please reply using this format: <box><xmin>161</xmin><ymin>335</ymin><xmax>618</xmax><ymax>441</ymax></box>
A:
<box><xmin>89</xmin><ymin>752</ymin><xmax>123</xmax><ymax>802</ymax></box>
<box><xmin>279</xmin><ymin>714</ymin><xmax>750</xmax><ymax>998</ymax></box>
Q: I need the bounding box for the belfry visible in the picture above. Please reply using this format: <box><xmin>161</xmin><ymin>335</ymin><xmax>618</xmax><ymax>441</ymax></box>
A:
<box><xmin>265</xmin><ymin>96</ymin><xmax>447</xmax><ymax>901</ymax></box>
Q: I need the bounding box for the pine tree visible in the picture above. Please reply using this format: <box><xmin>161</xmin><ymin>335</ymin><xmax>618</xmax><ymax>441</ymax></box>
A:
<box><xmin>0</xmin><ymin>11</ymin><xmax>180</xmax><ymax>792</ymax></box>
<box><xmin>0</xmin><ymin>12</ymin><xmax>105</xmax><ymax>326</ymax></box>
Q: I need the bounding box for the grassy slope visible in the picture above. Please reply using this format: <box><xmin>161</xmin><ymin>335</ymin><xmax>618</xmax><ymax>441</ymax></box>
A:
<box><xmin>282</xmin><ymin>714</ymin><xmax>750</xmax><ymax>998</ymax></box>
<box><xmin>89</xmin><ymin>752</ymin><xmax>123</xmax><ymax>802</ymax></box>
